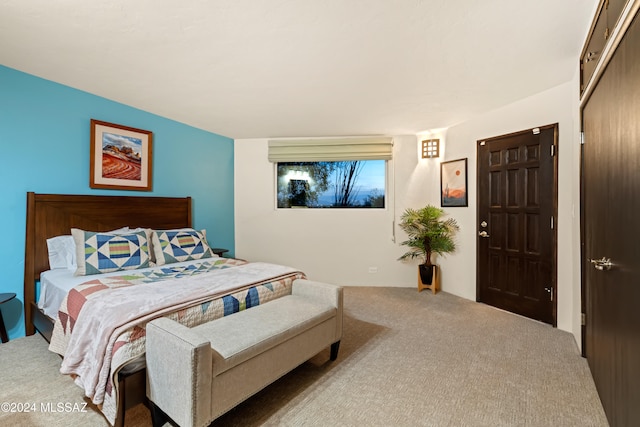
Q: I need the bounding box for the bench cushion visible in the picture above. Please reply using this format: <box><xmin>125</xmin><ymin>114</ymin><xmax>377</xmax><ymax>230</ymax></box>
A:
<box><xmin>191</xmin><ymin>295</ymin><xmax>336</xmax><ymax>375</ymax></box>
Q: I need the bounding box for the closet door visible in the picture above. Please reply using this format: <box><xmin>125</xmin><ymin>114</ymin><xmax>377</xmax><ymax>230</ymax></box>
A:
<box><xmin>582</xmin><ymin>12</ymin><xmax>640</xmax><ymax>427</ymax></box>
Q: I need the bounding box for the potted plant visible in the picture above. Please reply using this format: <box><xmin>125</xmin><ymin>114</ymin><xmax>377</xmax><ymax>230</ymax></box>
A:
<box><xmin>398</xmin><ymin>205</ymin><xmax>459</xmax><ymax>286</ymax></box>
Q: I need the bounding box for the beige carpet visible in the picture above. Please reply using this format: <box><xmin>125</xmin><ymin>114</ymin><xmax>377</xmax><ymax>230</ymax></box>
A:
<box><xmin>0</xmin><ymin>287</ymin><xmax>608</xmax><ymax>426</ymax></box>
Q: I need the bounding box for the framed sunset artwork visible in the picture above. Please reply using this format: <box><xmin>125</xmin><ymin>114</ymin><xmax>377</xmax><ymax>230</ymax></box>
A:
<box><xmin>440</xmin><ymin>158</ymin><xmax>468</xmax><ymax>207</ymax></box>
<box><xmin>90</xmin><ymin>119</ymin><xmax>153</xmax><ymax>191</ymax></box>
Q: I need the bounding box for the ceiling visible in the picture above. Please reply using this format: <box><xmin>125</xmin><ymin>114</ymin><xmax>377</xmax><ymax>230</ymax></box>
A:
<box><xmin>0</xmin><ymin>1</ymin><xmax>597</xmax><ymax>139</ymax></box>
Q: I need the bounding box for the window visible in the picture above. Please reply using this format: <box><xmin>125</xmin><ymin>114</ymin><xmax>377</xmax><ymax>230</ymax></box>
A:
<box><xmin>269</xmin><ymin>137</ymin><xmax>392</xmax><ymax>209</ymax></box>
<box><xmin>277</xmin><ymin>160</ymin><xmax>386</xmax><ymax>208</ymax></box>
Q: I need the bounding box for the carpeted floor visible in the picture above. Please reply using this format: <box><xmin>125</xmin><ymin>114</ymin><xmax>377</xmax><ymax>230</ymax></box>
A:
<box><xmin>0</xmin><ymin>287</ymin><xmax>608</xmax><ymax>426</ymax></box>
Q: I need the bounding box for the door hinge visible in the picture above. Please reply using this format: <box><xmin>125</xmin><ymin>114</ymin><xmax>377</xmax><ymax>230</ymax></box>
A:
<box><xmin>550</xmin><ymin>145</ymin><xmax>556</xmax><ymax>156</ymax></box>
<box><xmin>580</xmin><ymin>132</ymin><xmax>585</xmax><ymax>145</ymax></box>
<box><xmin>551</xmin><ymin>216</ymin><xmax>554</xmax><ymax>229</ymax></box>
<box><xmin>581</xmin><ymin>313</ymin><xmax>586</xmax><ymax>326</ymax></box>
<box><xmin>533</xmin><ymin>127</ymin><xmax>540</xmax><ymax>135</ymax></box>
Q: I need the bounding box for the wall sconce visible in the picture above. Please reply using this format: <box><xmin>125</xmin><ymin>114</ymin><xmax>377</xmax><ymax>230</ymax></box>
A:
<box><xmin>421</xmin><ymin>139</ymin><xmax>440</xmax><ymax>158</ymax></box>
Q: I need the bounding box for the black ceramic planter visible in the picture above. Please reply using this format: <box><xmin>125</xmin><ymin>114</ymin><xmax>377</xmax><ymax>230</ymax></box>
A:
<box><xmin>419</xmin><ymin>264</ymin><xmax>435</xmax><ymax>285</ymax></box>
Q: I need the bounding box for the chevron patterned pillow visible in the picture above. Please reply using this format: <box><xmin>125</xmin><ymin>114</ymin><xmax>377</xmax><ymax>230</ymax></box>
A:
<box><xmin>151</xmin><ymin>228</ymin><xmax>213</xmax><ymax>266</ymax></box>
<box><xmin>71</xmin><ymin>228</ymin><xmax>151</xmax><ymax>276</ymax></box>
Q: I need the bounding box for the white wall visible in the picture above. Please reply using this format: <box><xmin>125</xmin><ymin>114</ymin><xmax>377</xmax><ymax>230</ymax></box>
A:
<box><xmin>235</xmin><ymin>80</ymin><xmax>582</xmax><ymax>346</ymax></box>
<box><xmin>435</xmin><ymin>80</ymin><xmax>582</xmax><ymax>345</ymax></box>
<box><xmin>234</xmin><ymin>134</ymin><xmax>430</xmax><ymax>288</ymax></box>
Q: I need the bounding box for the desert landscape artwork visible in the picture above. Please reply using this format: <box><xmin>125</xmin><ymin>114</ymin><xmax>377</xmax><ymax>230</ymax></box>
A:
<box><xmin>101</xmin><ymin>132</ymin><xmax>142</xmax><ymax>181</ymax></box>
<box><xmin>90</xmin><ymin>119</ymin><xmax>153</xmax><ymax>191</ymax></box>
<box><xmin>441</xmin><ymin>158</ymin><xmax>467</xmax><ymax>207</ymax></box>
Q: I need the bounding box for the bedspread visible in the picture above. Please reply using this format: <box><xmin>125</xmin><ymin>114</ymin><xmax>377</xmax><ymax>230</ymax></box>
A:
<box><xmin>48</xmin><ymin>258</ymin><xmax>304</xmax><ymax>424</ymax></box>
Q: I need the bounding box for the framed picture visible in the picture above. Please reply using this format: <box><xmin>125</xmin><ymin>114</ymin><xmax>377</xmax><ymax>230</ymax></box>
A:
<box><xmin>440</xmin><ymin>158</ymin><xmax>468</xmax><ymax>207</ymax></box>
<box><xmin>90</xmin><ymin>119</ymin><xmax>153</xmax><ymax>191</ymax></box>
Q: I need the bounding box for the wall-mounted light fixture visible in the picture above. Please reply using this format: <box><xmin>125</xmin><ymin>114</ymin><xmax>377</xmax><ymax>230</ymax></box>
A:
<box><xmin>421</xmin><ymin>139</ymin><xmax>440</xmax><ymax>158</ymax></box>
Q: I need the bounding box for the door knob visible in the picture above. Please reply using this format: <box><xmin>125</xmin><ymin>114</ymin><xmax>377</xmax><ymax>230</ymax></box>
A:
<box><xmin>478</xmin><ymin>231</ymin><xmax>490</xmax><ymax>238</ymax></box>
<box><xmin>590</xmin><ymin>257</ymin><xmax>612</xmax><ymax>271</ymax></box>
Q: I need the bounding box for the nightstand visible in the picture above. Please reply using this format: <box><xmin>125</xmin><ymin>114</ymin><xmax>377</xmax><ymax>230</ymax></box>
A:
<box><xmin>211</xmin><ymin>248</ymin><xmax>229</xmax><ymax>257</ymax></box>
<box><xmin>0</xmin><ymin>292</ymin><xmax>16</xmax><ymax>343</ymax></box>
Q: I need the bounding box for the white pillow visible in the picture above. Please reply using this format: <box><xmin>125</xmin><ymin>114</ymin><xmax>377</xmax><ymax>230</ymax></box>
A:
<box><xmin>46</xmin><ymin>235</ymin><xmax>76</xmax><ymax>270</ymax></box>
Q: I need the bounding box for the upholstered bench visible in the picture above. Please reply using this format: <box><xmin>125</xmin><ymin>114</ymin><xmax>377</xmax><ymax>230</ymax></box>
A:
<box><xmin>146</xmin><ymin>279</ymin><xmax>343</xmax><ymax>427</ymax></box>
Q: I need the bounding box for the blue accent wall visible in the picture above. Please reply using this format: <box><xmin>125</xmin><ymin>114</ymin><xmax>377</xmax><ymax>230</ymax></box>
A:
<box><xmin>0</xmin><ymin>65</ymin><xmax>235</xmax><ymax>340</ymax></box>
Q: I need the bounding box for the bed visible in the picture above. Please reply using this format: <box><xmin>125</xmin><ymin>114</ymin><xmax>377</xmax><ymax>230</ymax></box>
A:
<box><xmin>23</xmin><ymin>192</ymin><xmax>304</xmax><ymax>426</ymax></box>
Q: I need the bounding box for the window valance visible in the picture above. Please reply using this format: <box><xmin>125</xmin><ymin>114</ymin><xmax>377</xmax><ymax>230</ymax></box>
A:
<box><xmin>268</xmin><ymin>137</ymin><xmax>393</xmax><ymax>162</ymax></box>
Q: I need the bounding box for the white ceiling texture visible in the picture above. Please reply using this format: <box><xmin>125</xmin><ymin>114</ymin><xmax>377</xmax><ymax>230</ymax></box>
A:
<box><xmin>0</xmin><ymin>0</ymin><xmax>597</xmax><ymax>139</ymax></box>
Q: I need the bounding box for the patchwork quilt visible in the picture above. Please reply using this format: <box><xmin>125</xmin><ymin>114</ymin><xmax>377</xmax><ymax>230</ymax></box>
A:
<box><xmin>48</xmin><ymin>258</ymin><xmax>305</xmax><ymax>425</ymax></box>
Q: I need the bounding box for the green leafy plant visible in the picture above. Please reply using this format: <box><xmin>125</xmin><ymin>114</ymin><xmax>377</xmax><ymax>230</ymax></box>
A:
<box><xmin>398</xmin><ymin>205</ymin><xmax>459</xmax><ymax>266</ymax></box>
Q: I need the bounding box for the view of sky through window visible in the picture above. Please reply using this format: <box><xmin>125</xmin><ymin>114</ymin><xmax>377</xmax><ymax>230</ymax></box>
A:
<box><xmin>277</xmin><ymin>160</ymin><xmax>385</xmax><ymax>208</ymax></box>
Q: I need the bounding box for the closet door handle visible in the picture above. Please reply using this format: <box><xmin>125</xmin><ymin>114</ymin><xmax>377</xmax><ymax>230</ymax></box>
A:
<box><xmin>590</xmin><ymin>257</ymin><xmax>612</xmax><ymax>271</ymax></box>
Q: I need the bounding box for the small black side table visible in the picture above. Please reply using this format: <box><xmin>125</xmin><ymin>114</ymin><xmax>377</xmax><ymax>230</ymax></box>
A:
<box><xmin>211</xmin><ymin>248</ymin><xmax>229</xmax><ymax>257</ymax></box>
<box><xmin>0</xmin><ymin>292</ymin><xmax>16</xmax><ymax>343</ymax></box>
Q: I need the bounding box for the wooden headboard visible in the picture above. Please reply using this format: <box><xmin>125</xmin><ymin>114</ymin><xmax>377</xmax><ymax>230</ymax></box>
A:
<box><xmin>23</xmin><ymin>192</ymin><xmax>192</xmax><ymax>335</ymax></box>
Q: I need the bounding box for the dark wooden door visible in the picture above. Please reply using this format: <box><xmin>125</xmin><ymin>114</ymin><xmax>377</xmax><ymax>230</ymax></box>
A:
<box><xmin>582</xmin><ymin>12</ymin><xmax>640</xmax><ymax>427</ymax></box>
<box><xmin>477</xmin><ymin>126</ymin><xmax>557</xmax><ymax>325</ymax></box>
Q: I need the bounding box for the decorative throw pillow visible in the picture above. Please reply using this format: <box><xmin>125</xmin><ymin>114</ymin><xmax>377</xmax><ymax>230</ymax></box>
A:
<box><xmin>151</xmin><ymin>228</ymin><xmax>213</xmax><ymax>265</ymax></box>
<box><xmin>71</xmin><ymin>228</ymin><xmax>151</xmax><ymax>276</ymax></box>
<box><xmin>128</xmin><ymin>227</ymin><xmax>155</xmax><ymax>263</ymax></box>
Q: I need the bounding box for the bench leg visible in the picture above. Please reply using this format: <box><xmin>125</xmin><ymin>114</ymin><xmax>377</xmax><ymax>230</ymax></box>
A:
<box><xmin>149</xmin><ymin>401</ymin><xmax>171</xmax><ymax>427</ymax></box>
<box><xmin>330</xmin><ymin>341</ymin><xmax>340</xmax><ymax>361</ymax></box>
